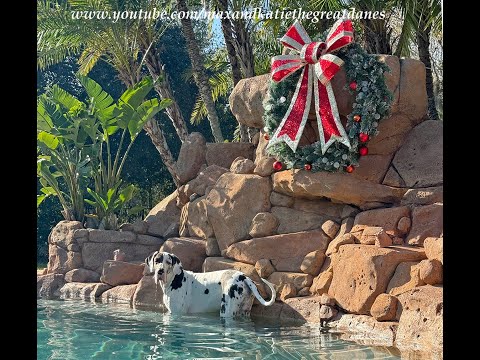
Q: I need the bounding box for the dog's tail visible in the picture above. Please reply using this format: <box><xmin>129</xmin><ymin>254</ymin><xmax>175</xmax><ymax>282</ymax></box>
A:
<box><xmin>245</xmin><ymin>277</ymin><xmax>276</xmax><ymax>306</ymax></box>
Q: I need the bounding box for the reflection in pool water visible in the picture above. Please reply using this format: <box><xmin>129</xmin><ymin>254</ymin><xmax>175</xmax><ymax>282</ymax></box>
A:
<box><xmin>38</xmin><ymin>299</ymin><xmax>400</xmax><ymax>359</ymax></box>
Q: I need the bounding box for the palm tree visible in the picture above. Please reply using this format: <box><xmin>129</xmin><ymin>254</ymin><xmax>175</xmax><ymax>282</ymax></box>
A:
<box><xmin>395</xmin><ymin>0</ymin><xmax>442</xmax><ymax>120</ymax></box>
<box><xmin>37</xmin><ymin>0</ymin><xmax>184</xmax><ymax>185</ymax></box>
<box><xmin>176</xmin><ymin>0</ymin><xmax>225</xmax><ymax>142</ymax></box>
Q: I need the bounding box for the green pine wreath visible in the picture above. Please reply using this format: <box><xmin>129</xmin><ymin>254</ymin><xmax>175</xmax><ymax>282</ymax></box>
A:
<box><xmin>263</xmin><ymin>42</ymin><xmax>393</xmax><ymax>173</ymax></box>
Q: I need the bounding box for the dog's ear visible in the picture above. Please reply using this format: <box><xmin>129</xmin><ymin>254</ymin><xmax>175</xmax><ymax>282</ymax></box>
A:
<box><xmin>145</xmin><ymin>251</ymin><xmax>158</xmax><ymax>269</ymax></box>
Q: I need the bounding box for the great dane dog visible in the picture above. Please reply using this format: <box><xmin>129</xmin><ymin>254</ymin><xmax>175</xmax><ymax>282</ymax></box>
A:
<box><xmin>145</xmin><ymin>251</ymin><xmax>276</xmax><ymax>317</ymax></box>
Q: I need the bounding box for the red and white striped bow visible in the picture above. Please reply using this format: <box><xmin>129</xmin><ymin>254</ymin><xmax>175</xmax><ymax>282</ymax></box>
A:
<box><xmin>267</xmin><ymin>19</ymin><xmax>354</xmax><ymax>154</ymax></box>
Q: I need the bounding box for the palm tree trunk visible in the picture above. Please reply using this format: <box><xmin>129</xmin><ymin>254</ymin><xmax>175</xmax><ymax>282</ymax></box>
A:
<box><xmin>417</xmin><ymin>15</ymin><xmax>439</xmax><ymax>120</ymax></box>
<box><xmin>176</xmin><ymin>0</ymin><xmax>224</xmax><ymax>143</ymax></box>
<box><xmin>142</xmin><ymin>46</ymin><xmax>189</xmax><ymax>142</ymax></box>
<box><xmin>143</xmin><ymin>118</ymin><xmax>180</xmax><ymax>187</ymax></box>
<box><xmin>218</xmin><ymin>0</ymin><xmax>248</xmax><ymax>142</ymax></box>
<box><xmin>232</xmin><ymin>19</ymin><xmax>255</xmax><ymax>78</ymax></box>
<box><xmin>122</xmin><ymin>77</ymin><xmax>180</xmax><ymax>187</ymax></box>
<box><xmin>362</xmin><ymin>19</ymin><xmax>392</xmax><ymax>54</ymax></box>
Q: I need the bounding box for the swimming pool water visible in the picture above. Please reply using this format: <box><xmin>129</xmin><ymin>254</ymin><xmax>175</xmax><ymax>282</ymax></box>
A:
<box><xmin>37</xmin><ymin>299</ymin><xmax>401</xmax><ymax>359</ymax></box>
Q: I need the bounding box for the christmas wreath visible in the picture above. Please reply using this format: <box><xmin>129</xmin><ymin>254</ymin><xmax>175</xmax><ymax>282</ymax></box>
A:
<box><xmin>263</xmin><ymin>19</ymin><xmax>393</xmax><ymax>173</ymax></box>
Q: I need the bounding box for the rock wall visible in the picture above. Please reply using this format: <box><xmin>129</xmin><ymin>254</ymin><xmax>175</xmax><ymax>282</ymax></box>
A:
<box><xmin>39</xmin><ymin>55</ymin><xmax>442</xmax><ymax>357</ymax></box>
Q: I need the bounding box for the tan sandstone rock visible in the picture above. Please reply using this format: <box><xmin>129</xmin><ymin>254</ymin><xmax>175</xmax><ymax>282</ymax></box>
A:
<box><xmin>300</xmin><ymin>250</ymin><xmax>325</xmax><ymax>276</ymax></box>
<box><xmin>144</xmin><ymin>191</ymin><xmax>181</xmax><ymax>237</ymax></box>
<box><xmin>387</xmin><ymin>261</ymin><xmax>424</xmax><ymax>296</ymax></box>
<box><xmin>176</xmin><ymin>132</ymin><xmax>206</xmax><ymax>184</ymax></box>
<box><xmin>248</xmin><ymin>212</ymin><xmax>279</xmax><ymax>238</ymax></box>
<box><xmin>255</xmin><ymin>259</ymin><xmax>275</xmax><ymax>278</ymax></box>
<box><xmin>292</xmin><ymin>198</ymin><xmax>348</xmax><ymax>219</ymax></box>
<box><xmin>225</xmin><ymin>229</ymin><xmax>330</xmax><ymax>272</ymax></box>
<box><xmin>271</xmin><ymin>206</ymin><xmax>325</xmax><ymax>234</ymax></box>
<box><xmin>185</xmin><ymin>165</ymin><xmax>229</xmax><ymax>197</ymax></box>
<box><xmin>160</xmin><ymin>238</ymin><xmax>206</xmax><ymax>272</ymax></box>
<box><xmin>47</xmin><ymin>245</ymin><xmax>82</xmax><ymax>274</ymax></box>
<box><xmin>64</xmin><ymin>268</ymin><xmax>100</xmax><ymax>283</ymax></box>
<box><xmin>59</xmin><ymin>282</ymin><xmax>111</xmax><ymax>300</ymax></box>
<box><xmin>329</xmin><ymin>245</ymin><xmax>426</xmax><ymax>314</ymax></box>
<box><xmin>349</xmin><ymin>154</ymin><xmax>393</xmax><ymax>183</ymax></box>
<box><xmin>100</xmin><ymin>260</ymin><xmax>145</xmax><ymax>286</ymax></box>
<box><xmin>268</xmin><ymin>272</ymin><xmax>313</xmax><ymax>293</ymax></box>
<box><xmin>407</xmin><ymin>203</ymin><xmax>443</xmax><ymax>245</ymax></box>
<box><xmin>398</xmin><ymin>58</ymin><xmax>428</xmax><ymax>121</ymax></box>
<box><xmin>132</xmin><ymin>275</ymin><xmax>165</xmax><ymax>311</ymax></box>
<box><xmin>49</xmin><ymin>220</ymin><xmax>83</xmax><ymax>249</ymax></box>
<box><xmin>370</xmin><ymin>293</ymin><xmax>398</xmax><ymax>321</ymax></box>
<box><xmin>367</xmin><ymin>115</ymin><xmax>416</xmax><ymax>156</ymax></box>
<box><xmin>424</xmin><ymin>237</ymin><xmax>443</xmax><ymax>264</ymax></box>
<box><xmin>230</xmin><ymin>156</ymin><xmax>255</xmax><ymax>174</ymax></box>
<box><xmin>37</xmin><ymin>274</ymin><xmax>65</xmax><ymax>299</ymax></box>
<box><xmin>382</xmin><ymin>166</ymin><xmax>406</xmax><ymax>187</ymax></box>
<box><xmin>351</xmin><ymin>206</ymin><xmax>410</xmax><ymax>239</ymax></box>
<box><xmin>395</xmin><ymin>285</ymin><xmax>443</xmax><ymax>354</ymax></box>
<box><xmin>326</xmin><ymin>233</ymin><xmax>355</xmax><ymax>256</ymax></box>
<box><xmin>186</xmin><ymin>196</ymin><xmax>214</xmax><ymax>239</ymax></box>
<box><xmin>272</xmin><ymin>170</ymin><xmax>405</xmax><ymax>207</ymax></box>
<box><xmin>228</xmin><ymin>74</ymin><xmax>270</xmax><ymax>129</ymax></box>
<box><xmin>205</xmin><ymin>237</ymin><xmax>221</xmax><ymax>257</ymax></box>
<box><xmin>205</xmin><ymin>143</ymin><xmax>255</xmax><ymax>168</ymax></box>
<box><xmin>269</xmin><ymin>191</ymin><xmax>294</xmax><ymax>207</ymax></box>
<box><xmin>280</xmin><ymin>283</ymin><xmax>297</xmax><ymax>301</ymax></box>
<box><xmin>419</xmin><ymin>259</ymin><xmax>443</xmax><ymax>285</ymax></box>
<box><xmin>206</xmin><ymin>173</ymin><xmax>271</xmax><ymax>251</ymax></box>
<box><xmin>321</xmin><ymin>220</ymin><xmax>340</xmax><ymax>239</ymax></box>
<box><xmin>101</xmin><ymin>284</ymin><xmax>138</xmax><ymax>305</ymax></box>
<box><xmin>310</xmin><ymin>267</ymin><xmax>333</xmax><ymax>296</ymax></box>
<box><xmin>392</xmin><ymin>120</ymin><xmax>443</xmax><ymax>188</ymax></box>
<box><xmin>253</xmin><ymin>157</ymin><xmax>276</xmax><ymax>177</ymax></box>
<box><xmin>401</xmin><ymin>186</ymin><xmax>443</xmax><ymax>206</ymax></box>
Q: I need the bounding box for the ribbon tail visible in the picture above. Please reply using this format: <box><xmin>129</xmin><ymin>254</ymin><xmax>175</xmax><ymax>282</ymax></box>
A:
<box><xmin>314</xmin><ymin>79</ymin><xmax>351</xmax><ymax>154</ymax></box>
<box><xmin>267</xmin><ymin>66</ymin><xmax>313</xmax><ymax>152</ymax></box>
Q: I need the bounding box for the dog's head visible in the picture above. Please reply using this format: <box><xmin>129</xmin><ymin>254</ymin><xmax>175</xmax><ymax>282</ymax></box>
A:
<box><xmin>145</xmin><ymin>251</ymin><xmax>183</xmax><ymax>286</ymax></box>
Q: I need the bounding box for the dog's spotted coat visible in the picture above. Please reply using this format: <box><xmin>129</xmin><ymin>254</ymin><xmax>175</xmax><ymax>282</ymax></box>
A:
<box><xmin>145</xmin><ymin>251</ymin><xmax>276</xmax><ymax>317</ymax></box>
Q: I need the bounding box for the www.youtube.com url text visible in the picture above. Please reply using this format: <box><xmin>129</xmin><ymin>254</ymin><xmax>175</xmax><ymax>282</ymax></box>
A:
<box><xmin>71</xmin><ymin>7</ymin><xmax>386</xmax><ymax>24</ymax></box>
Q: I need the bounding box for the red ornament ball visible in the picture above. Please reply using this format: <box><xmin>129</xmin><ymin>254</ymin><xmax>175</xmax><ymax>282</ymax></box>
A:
<box><xmin>264</xmin><ymin>133</ymin><xmax>270</xmax><ymax>141</ymax></box>
<box><xmin>359</xmin><ymin>146</ymin><xmax>369</xmax><ymax>156</ymax></box>
<box><xmin>345</xmin><ymin>165</ymin><xmax>355</xmax><ymax>173</ymax></box>
<box><xmin>304</xmin><ymin>163</ymin><xmax>312</xmax><ymax>171</ymax></box>
<box><xmin>349</xmin><ymin>81</ymin><xmax>357</xmax><ymax>91</ymax></box>
<box><xmin>359</xmin><ymin>132</ymin><xmax>369</xmax><ymax>142</ymax></box>
<box><xmin>353</xmin><ymin>114</ymin><xmax>361</xmax><ymax>122</ymax></box>
<box><xmin>273</xmin><ymin>161</ymin><xmax>283</xmax><ymax>171</ymax></box>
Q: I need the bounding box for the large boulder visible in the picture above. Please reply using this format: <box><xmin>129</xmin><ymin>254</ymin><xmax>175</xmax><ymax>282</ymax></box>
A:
<box><xmin>368</xmin><ymin>114</ymin><xmax>418</xmax><ymax>155</ymax></box>
<box><xmin>401</xmin><ymin>186</ymin><xmax>443</xmax><ymax>206</ymax></box>
<box><xmin>59</xmin><ymin>282</ymin><xmax>111</xmax><ymax>300</ymax></box>
<box><xmin>248</xmin><ymin>212</ymin><xmax>279</xmax><ymax>238</ymax></box>
<box><xmin>271</xmin><ymin>207</ymin><xmax>327</xmax><ymax>234</ymax></box>
<box><xmin>132</xmin><ymin>275</ymin><xmax>165</xmax><ymax>311</ymax></box>
<box><xmin>47</xmin><ymin>245</ymin><xmax>82</xmax><ymax>274</ymax></box>
<box><xmin>291</xmin><ymin>198</ymin><xmax>348</xmax><ymax>219</ymax></box>
<box><xmin>82</xmin><ymin>242</ymin><xmax>159</xmax><ymax>273</ymax></box>
<box><xmin>205</xmin><ymin>143</ymin><xmax>255</xmax><ymax>169</ymax></box>
<box><xmin>225</xmin><ymin>229</ymin><xmax>330</xmax><ymax>272</ymax></box>
<box><xmin>37</xmin><ymin>274</ymin><xmax>65</xmax><ymax>299</ymax></box>
<box><xmin>395</xmin><ymin>285</ymin><xmax>443</xmax><ymax>354</ymax></box>
<box><xmin>230</xmin><ymin>157</ymin><xmax>255</xmax><ymax>174</ymax></box>
<box><xmin>424</xmin><ymin>237</ymin><xmax>443</xmax><ymax>264</ymax></box>
<box><xmin>370</xmin><ymin>293</ymin><xmax>398</xmax><ymax>321</ymax></box>
<box><xmin>228</xmin><ymin>74</ymin><xmax>270</xmax><ymax>128</ymax></box>
<box><xmin>144</xmin><ymin>191</ymin><xmax>181</xmax><ymax>237</ymax></box>
<box><xmin>392</xmin><ymin>120</ymin><xmax>443</xmax><ymax>188</ymax></box>
<box><xmin>407</xmin><ymin>203</ymin><xmax>443</xmax><ymax>245</ymax></box>
<box><xmin>350</xmin><ymin>206</ymin><xmax>410</xmax><ymax>239</ymax></box>
<box><xmin>100</xmin><ymin>260</ymin><xmax>145</xmax><ymax>286</ymax></box>
<box><xmin>160</xmin><ymin>238</ymin><xmax>206</xmax><ymax>272</ymax></box>
<box><xmin>186</xmin><ymin>165</ymin><xmax>229</xmax><ymax>197</ymax></box>
<box><xmin>386</xmin><ymin>261</ymin><xmax>423</xmax><ymax>296</ymax></box>
<box><xmin>176</xmin><ymin>132</ymin><xmax>207</xmax><ymax>184</ymax></box>
<box><xmin>64</xmin><ymin>268</ymin><xmax>100</xmax><ymax>283</ymax></box>
<box><xmin>397</xmin><ymin>58</ymin><xmax>428</xmax><ymax>121</ymax></box>
<box><xmin>101</xmin><ymin>284</ymin><xmax>138</xmax><ymax>305</ymax></box>
<box><xmin>328</xmin><ymin>245</ymin><xmax>426</xmax><ymax>314</ymax></box>
<box><xmin>272</xmin><ymin>170</ymin><xmax>406</xmax><ymax>207</ymax></box>
<box><xmin>206</xmin><ymin>173</ymin><xmax>271</xmax><ymax>251</ymax></box>
<box><xmin>268</xmin><ymin>272</ymin><xmax>313</xmax><ymax>293</ymax></box>
<box><xmin>378</xmin><ymin>55</ymin><xmax>400</xmax><ymax>113</ymax></box>
<box><xmin>186</xmin><ymin>197</ymin><xmax>214</xmax><ymax>239</ymax></box>
<box><xmin>49</xmin><ymin>220</ymin><xmax>83</xmax><ymax>249</ymax></box>
<box><xmin>349</xmin><ymin>154</ymin><xmax>393</xmax><ymax>183</ymax></box>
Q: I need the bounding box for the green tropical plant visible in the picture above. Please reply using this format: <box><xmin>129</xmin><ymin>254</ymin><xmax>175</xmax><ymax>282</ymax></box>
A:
<box><xmin>37</xmin><ymin>75</ymin><xmax>172</xmax><ymax>229</ymax></box>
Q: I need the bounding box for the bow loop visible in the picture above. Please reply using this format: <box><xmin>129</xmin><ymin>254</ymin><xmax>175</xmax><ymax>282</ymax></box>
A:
<box><xmin>267</xmin><ymin>19</ymin><xmax>354</xmax><ymax>154</ymax></box>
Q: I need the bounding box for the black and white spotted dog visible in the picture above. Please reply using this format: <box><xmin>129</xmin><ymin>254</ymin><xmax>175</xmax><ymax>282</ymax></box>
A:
<box><xmin>145</xmin><ymin>251</ymin><xmax>276</xmax><ymax>317</ymax></box>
